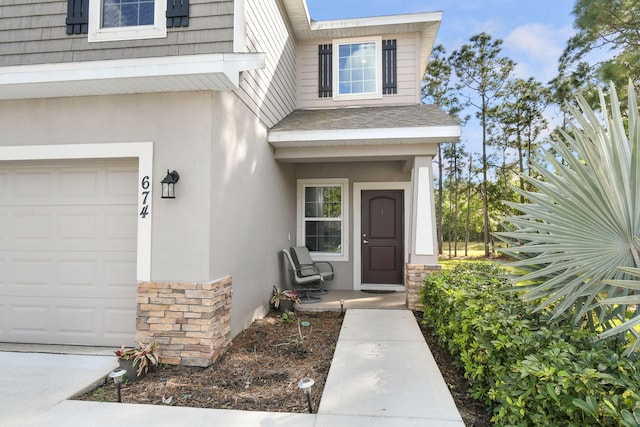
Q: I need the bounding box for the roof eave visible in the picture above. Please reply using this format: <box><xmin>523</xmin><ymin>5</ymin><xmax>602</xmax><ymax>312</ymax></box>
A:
<box><xmin>0</xmin><ymin>53</ymin><xmax>266</xmax><ymax>100</ymax></box>
<box><xmin>268</xmin><ymin>125</ymin><xmax>461</xmax><ymax>146</ymax></box>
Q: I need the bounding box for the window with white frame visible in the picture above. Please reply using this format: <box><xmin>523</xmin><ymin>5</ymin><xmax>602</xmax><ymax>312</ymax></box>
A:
<box><xmin>88</xmin><ymin>0</ymin><xmax>167</xmax><ymax>42</ymax></box>
<box><xmin>333</xmin><ymin>37</ymin><xmax>382</xmax><ymax>100</ymax></box>
<box><xmin>297</xmin><ymin>179</ymin><xmax>349</xmax><ymax>261</ymax></box>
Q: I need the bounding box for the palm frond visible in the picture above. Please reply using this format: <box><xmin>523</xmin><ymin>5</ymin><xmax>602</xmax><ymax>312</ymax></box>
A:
<box><xmin>496</xmin><ymin>81</ymin><xmax>640</xmax><ymax>354</ymax></box>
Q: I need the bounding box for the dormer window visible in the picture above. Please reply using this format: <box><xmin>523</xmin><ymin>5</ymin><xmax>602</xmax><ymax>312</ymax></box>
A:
<box><xmin>319</xmin><ymin>38</ymin><xmax>397</xmax><ymax>100</ymax></box>
<box><xmin>66</xmin><ymin>0</ymin><xmax>188</xmax><ymax>37</ymax></box>
<box><xmin>335</xmin><ymin>38</ymin><xmax>381</xmax><ymax>99</ymax></box>
<box><xmin>88</xmin><ymin>0</ymin><xmax>167</xmax><ymax>42</ymax></box>
<box><xmin>102</xmin><ymin>0</ymin><xmax>156</xmax><ymax>28</ymax></box>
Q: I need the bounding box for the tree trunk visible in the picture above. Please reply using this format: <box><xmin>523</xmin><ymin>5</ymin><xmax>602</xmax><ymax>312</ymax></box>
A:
<box><xmin>465</xmin><ymin>154</ymin><xmax>473</xmax><ymax>257</ymax></box>
<box><xmin>453</xmin><ymin>146</ymin><xmax>459</xmax><ymax>257</ymax></box>
<box><xmin>517</xmin><ymin>128</ymin><xmax>525</xmax><ymax>203</ymax></box>
<box><xmin>437</xmin><ymin>144</ymin><xmax>444</xmax><ymax>255</ymax></box>
<box><xmin>481</xmin><ymin>99</ymin><xmax>491</xmax><ymax>257</ymax></box>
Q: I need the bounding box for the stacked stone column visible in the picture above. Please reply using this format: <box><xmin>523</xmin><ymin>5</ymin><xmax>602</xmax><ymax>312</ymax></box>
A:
<box><xmin>136</xmin><ymin>276</ymin><xmax>232</xmax><ymax>367</ymax></box>
<box><xmin>405</xmin><ymin>264</ymin><xmax>441</xmax><ymax>311</ymax></box>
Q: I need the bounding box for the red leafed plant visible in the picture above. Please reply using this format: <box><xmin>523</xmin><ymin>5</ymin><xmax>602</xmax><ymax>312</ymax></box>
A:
<box><xmin>115</xmin><ymin>341</ymin><xmax>159</xmax><ymax>376</ymax></box>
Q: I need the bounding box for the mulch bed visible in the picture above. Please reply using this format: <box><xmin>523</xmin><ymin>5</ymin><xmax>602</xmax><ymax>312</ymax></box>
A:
<box><xmin>76</xmin><ymin>310</ymin><xmax>492</xmax><ymax>425</ymax></box>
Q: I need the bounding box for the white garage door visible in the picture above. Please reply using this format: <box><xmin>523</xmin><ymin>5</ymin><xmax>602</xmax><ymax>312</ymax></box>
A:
<box><xmin>0</xmin><ymin>158</ymin><xmax>138</xmax><ymax>347</ymax></box>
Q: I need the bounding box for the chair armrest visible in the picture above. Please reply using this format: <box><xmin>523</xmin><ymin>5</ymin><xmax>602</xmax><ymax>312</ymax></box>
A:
<box><xmin>313</xmin><ymin>261</ymin><xmax>334</xmax><ymax>273</ymax></box>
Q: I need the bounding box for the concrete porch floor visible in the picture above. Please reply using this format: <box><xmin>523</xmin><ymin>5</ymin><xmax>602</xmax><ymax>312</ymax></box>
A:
<box><xmin>295</xmin><ymin>290</ymin><xmax>406</xmax><ymax>312</ymax></box>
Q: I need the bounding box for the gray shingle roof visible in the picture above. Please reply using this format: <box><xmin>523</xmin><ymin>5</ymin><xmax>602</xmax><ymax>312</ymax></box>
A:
<box><xmin>270</xmin><ymin>104</ymin><xmax>458</xmax><ymax>133</ymax></box>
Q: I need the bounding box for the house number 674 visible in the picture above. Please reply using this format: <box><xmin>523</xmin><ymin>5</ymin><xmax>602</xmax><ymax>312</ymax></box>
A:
<box><xmin>140</xmin><ymin>175</ymin><xmax>150</xmax><ymax>218</ymax></box>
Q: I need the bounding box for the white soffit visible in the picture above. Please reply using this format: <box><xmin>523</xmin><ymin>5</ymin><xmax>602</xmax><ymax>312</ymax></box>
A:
<box><xmin>268</xmin><ymin>126</ymin><xmax>461</xmax><ymax>147</ymax></box>
<box><xmin>0</xmin><ymin>53</ymin><xmax>265</xmax><ymax>100</ymax></box>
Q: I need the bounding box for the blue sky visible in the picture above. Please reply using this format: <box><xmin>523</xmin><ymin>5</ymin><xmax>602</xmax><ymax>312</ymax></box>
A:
<box><xmin>306</xmin><ymin>0</ymin><xmax>579</xmax><ymax>154</ymax></box>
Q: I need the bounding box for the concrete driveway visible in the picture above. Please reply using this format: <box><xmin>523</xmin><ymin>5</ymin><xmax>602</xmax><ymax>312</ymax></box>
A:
<box><xmin>0</xmin><ymin>351</ymin><xmax>116</xmax><ymax>427</ymax></box>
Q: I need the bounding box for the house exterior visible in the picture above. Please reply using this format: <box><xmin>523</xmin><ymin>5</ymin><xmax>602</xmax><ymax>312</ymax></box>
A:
<box><xmin>0</xmin><ymin>0</ymin><xmax>460</xmax><ymax>366</ymax></box>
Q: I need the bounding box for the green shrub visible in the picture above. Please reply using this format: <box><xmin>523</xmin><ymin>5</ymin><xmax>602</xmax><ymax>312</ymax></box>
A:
<box><xmin>420</xmin><ymin>262</ymin><xmax>640</xmax><ymax>426</ymax></box>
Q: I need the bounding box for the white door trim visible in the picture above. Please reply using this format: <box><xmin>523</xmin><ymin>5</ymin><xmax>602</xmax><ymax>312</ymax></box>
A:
<box><xmin>0</xmin><ymin>142</ymin><xmax>153</xmax><ymax>281</ymax></box>
<box><xmin>353</xmin><ymin>182</ymin><xmax>411</xmax><ymax>291</ymax></box>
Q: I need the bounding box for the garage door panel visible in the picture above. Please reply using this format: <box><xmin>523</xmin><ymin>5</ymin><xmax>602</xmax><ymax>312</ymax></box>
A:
<box><xmin>2</xmin><ymin>210</ymin><xmax>135</xmax><ymax>252</ymax></box>
<box><xmin>105</xmin><ymin>212</ymin><xmax>137</xmax><ymax>240</ymax></box>
<box><xmin>59</xmin><ymin>169</ymin><xmax>101</xmax><ymax>197</ymax></box>
<box><xmin>104</xmin><ymin>260</ymin><xmax>138</xmax><ymax>290</ymax></box>
<box><xmin>58</xmin><ymin>259</ymin><xmax>100</xmax><ymax>288</ymax></box>
<box><xmin>56</xmin><ymin>306</ymin><xmax>98</xmax><ymax>338</ymax></box>
<box><xmin>12</xmin><ymin>170</ymin><xmax>54</xmax><ymax>198</ymax></box>
<box><xmin>105</xmin><ymin>168</ymin><xmax>140</xmax><ymax>199</ymax></box>
<box><xmin>0</xmin><ymin>170</ymin><xmax>6</xmax><ymax>197</ymax></box>
<box><xmin>103</xmin><ymin>306</ymin><xmax>138</xmax><ymax>340</ymax></box>
<box><xmin>3</xmin><ymin>298</ymin><xmax>136</xmax><ymax>346</ymax></box>
<box><xmin>0</xmin><ymin>159</ymin><xmax>138</xmax><ymax>346</ymax></box>
<box><xmin>14</xmin><ymin>212</ymin><xmax>52</xmax><ymax>241</ymax></box>
<box><xmin>11</xmin><ymin>258</ymin><xmax>52</xmax><ymax>287</ymax></box>
<box><xmin>58</xmin><ymin>213</ymin><xmax>100</xmax><ymax>240</ymax></box>
<box><xmin>3</xmin><ymin>253</ymin><xmax>135</xmax><ymax>297</ymax></box>
<box><xmin>10</xmin><ymin>303</ymin><xmax>50</xmax><ymax>335</ymax></box>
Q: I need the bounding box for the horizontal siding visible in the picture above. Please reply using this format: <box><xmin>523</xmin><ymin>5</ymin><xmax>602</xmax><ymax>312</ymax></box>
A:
<box><xmin>0</xmin><ymin>0</ymin><xmax>234</xmax><ymax>67</ymax></box>
<box><xmin>236</xmin><ymin>0</ymin><xmax>296</xmax><ymax>128</ymax></box>
<box><xmin>297</xmin><ymin>33</ymin><xmax>421</xmax><ymax>109</ymax></box>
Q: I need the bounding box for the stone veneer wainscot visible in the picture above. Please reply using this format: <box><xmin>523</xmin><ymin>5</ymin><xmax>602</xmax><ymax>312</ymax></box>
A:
<box><xmin>136</xmin><ymin>276</ymin><xmax>232</xmax><ymax>367</ymax></box>
<box><xmin>405</xmin><ymin>264</ymin><xmax>441</xmax><ymax>311</ymax></box>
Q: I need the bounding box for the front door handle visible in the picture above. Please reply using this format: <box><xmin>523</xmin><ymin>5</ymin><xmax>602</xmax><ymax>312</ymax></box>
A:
<box><xmin>363</xmin><ymin>239</ymin><xmax>369</xmax><ymax>244</ymax></box>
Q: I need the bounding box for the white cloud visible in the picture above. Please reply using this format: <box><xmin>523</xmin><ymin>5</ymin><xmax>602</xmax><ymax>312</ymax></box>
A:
<box><xmin>504</xmin><ymin>23</ymin><xmax>573</xmax><ymax>82</ymax></box>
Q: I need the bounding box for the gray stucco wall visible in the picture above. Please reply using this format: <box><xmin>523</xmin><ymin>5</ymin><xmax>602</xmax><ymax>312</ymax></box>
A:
<box><xmin>0</xmin><ymin>91</ymin><xmax>216</xmax><ymax>281</ymax></box>
<box><xmin>208</xmin><ymin>90</ymin><xmax>296</xmax><ymax>335</ymax></box>
<box><xmin>0</xmin><ymin>89</ymin><xmax>297</xmax><ymax>338</ymax></box>
<box><xmin>295</xmin><ymin>161</ymin><xmax>411</xmax><ymax>289</ymax></box>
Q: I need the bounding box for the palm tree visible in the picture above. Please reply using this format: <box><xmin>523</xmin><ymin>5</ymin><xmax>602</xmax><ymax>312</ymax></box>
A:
<box><xmin>497</xmin><ymin>81</ymin><xmax>640</xmax><ymax>354</ymax></box>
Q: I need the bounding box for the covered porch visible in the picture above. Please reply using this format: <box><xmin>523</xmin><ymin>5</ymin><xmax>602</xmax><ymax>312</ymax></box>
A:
<box><xmin>269</xmin><ymin>104</ymin><xmax>460</xmax><ymax>308</ymax></box>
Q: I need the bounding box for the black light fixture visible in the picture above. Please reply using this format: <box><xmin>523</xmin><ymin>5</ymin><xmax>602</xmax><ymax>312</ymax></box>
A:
<box><xmin>298</xmin><ymin>377</ymin><xmax>315</xmax><ymax>413</ymax></box>
<box><xmin>108</xmin><ymin>368</ymin><xmax>127</xmax><ymax>402</ymax></box>
<box><xmin>161</xmin><ymin>170</ymin><xmax>180</xmax><ymax>199</ymax></box>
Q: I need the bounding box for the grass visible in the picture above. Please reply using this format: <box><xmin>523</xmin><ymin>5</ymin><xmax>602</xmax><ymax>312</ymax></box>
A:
<box><xmin>439</xmin><ymin>257</ymin><xmax>497</xmax><ymax>270</ymax></box>
<box><xmin>438</xmin><ymin>241</ymin><xmax>508</xmax><ymax>270</ymax></box>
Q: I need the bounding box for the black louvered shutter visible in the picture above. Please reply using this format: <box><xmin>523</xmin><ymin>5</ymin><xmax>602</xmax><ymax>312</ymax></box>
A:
<box><xmin>167</xmin><ymin>0</ymin><xmax>190</xmax><ymax>28</ymax></box>
<box><xmin>66</xmin><ymin>0</ymin><xmax>88</xmax><ymax>35</ymax></box>
<box><xmin>318</xmin><ymin>44</ymin><xmax>332</xmax><ymax>98</ymax></box>
<box><xmin>382</xmin><ymin>40</ymin><xmax>397</xmax><ymax>95</ymax></box>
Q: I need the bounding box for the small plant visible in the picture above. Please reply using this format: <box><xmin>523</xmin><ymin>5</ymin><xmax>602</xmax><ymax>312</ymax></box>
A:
<box><xmin>279</xmin><ymin>310</ymin><xmax>297</xmax><ymax>324</ymax></box>
<box><xmin>115</xmin><ymin>341</ymin><xmax>159</xmax><ymax>376</ymax></box>
<box><xmin>270</xmin><ymin>286</ymin><xmax>301</xmax><ymax>308</ymax></box>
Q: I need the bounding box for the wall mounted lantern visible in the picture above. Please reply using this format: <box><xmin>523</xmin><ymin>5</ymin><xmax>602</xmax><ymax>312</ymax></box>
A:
<box><xmin>161</xmin><ymin>170</ymin><xmax>180</xmax><ymax>199</ymax></box>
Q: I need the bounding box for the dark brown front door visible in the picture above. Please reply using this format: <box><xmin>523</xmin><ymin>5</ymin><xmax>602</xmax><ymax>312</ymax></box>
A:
<box><xmin>362</xmin><ymin>190</ymin><xmax>403</xmax><ymax>284</ymax></box>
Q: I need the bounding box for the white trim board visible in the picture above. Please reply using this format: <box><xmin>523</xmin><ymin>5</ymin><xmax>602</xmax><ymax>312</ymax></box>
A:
<box><xmin>353</xmin><ymin>181</ymin><xmax>411</xmax><ymax>291</ymax></box>
<box><xmin>268</xmin><ymin>125</ymin><xmax>461</xmax><ymax>144</ymax></box>
<box><xmin>0</xmin><ymin>54</ymin><xmax>265</xmax><ymax>100</ymax></box>
<box><xmin>0</xmin><ymin>142</ymin><xmax>153</xmax><ymax>281</ymax></box>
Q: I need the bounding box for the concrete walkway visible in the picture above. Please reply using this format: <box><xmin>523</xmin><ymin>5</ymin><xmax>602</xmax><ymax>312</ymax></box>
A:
<box><xmin>316</xmin><ymin>310</ymin><xmax>463</xmax><ymax>426</ymax></box>
<box><xmin>12</xmin><ymin>309</ymin><xmax>463</xmax><ymax>426</ymax></box>
<box><xmin>0</xmin><ymin>352</ymin><xmax>117</xmax><ymax>427</ymax></box>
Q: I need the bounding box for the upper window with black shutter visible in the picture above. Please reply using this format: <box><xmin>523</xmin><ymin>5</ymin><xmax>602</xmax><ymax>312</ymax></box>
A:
<box><xmin>66</xmin><ymin>0</ymin><xmax>190</xmax><ymax>41</ymax></box>
<box><xmin>318</xmin><ymin>37</ymin><xmax>397</xmax><ymax>100</ymax></box>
